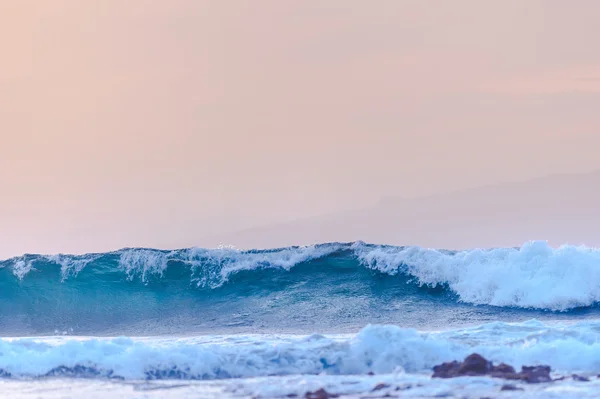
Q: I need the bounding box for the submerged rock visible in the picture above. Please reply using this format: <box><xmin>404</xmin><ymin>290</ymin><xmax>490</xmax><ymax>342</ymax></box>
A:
<box><xmin>372</xmin><ymin>383</ymin><xmax>390</xmax><ymax>391</ymax></box>
<box><xmin>501</xmin><ymin>384</ymin><xmax>524</xmax><ymax>391</ymax></box>
<box><xmin>572</xmin><ymin>374</ymin><xmax>591</xmax><ymax>382</ymax></box>
<box><xmin>433</xmin><ymin>353</ymin><xmax>551</xmax><ymax>383</ymax></box>
<box><xmin>520</xmin><ymin>366</ymin><xmax>552</xmax><ymax>383</ymax></box>
<box><xmin>305</xmin><ymin>388</ymin><xmax>339</xmax><ymax>399</ymax></box>
<box><xmin>44</xmin><ymin>365</ymin><xmax>119</xmax><ymax>379</ymax></box>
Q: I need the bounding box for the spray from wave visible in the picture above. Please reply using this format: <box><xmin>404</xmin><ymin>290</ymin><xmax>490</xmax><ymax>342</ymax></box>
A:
<box><xmin>3</xmin><ymin>241</ymin><xmax>600</xmax><ymax>311</ymax></box>
<box><xmin>1</xmin><ymin>320</ymin><xmax>600</xmax><ymax>380</ymax></box>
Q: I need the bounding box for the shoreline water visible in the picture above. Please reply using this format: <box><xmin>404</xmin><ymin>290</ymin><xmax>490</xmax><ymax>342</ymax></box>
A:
<box><xmin>2</xmin><ymin>242</ymin><xmax>600</xmax><ymax>398</ymax></box>
<box><xmin>1</xmin><ymin>320</ymin><xmax>600</xmax><ymax>378</ymax></box>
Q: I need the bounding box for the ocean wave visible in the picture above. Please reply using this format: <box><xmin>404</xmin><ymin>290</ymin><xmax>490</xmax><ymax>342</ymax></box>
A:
<box><xmin>2</xmin><ymin>241</ymin><xmax>600</xmax><ymax>312</ymax></box>
<box><xmin>1</xmin><ymin>320</ymin><xmax>600</xmax><ymax>380</ymax></box>
<box><xmin>353</xmin><ymin>240</ymin><xmax>600</xmax><ymax>311</ymax></box>
<box><xmin>3</xmin><ymin>243</ymin><xmax>345</xmax><ymax>287</ymax></box>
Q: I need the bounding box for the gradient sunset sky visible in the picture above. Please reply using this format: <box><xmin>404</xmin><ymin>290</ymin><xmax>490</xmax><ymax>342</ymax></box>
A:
<box><xmin>2</xmin><ymin>1</ymin><xmax>600</xmax><ymax>257</ymax></box>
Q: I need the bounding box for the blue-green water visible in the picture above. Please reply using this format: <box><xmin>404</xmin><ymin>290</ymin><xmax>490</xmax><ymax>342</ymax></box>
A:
<box><xmin>3</xmin><ymin>242</ymin><xmax>600</xmax><ymax>398</ymax></box>
<box><xmin>2</xmin><ymin>241</ymin><xmax>600</xmax><ymax>336</ymax></box>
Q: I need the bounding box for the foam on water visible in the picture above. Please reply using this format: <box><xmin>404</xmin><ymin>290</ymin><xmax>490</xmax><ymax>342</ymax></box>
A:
<box><xmin>3</xmin><ymin>241</ymin><xmax>600</xmax><ymax>311</ymax></box>
<box><xmin>4</xmin><ymin>242</ymin><xmax>600</xmax><ymax>398</ymax></box>
<box><xmin>353</xmin><ymin>240</ymin><xmax>600</xmax><ymax>311</ymax></box>
<box><xmin>1</xmin><ymin>320</ymin><xmax>600</xmax><ymax>380</ymax></box>
<box><xmin>6</xmin><ymin>373</ymin><xmax>600</xmax><ymax>399</ymax></box>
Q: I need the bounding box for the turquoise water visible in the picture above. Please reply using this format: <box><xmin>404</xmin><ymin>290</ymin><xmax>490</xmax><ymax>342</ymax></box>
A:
<box><xmin>2</xmin><ymin>241</ymin><xmax>600</xmax><ymax>397</ymax></box>
<box><xmin>2</xmin><ymin>242</ymin><xmax>600</xmax><ymax>335</ymax></box>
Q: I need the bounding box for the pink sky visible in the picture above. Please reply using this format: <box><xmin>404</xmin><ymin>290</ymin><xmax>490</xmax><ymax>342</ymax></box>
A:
<box><xmin>1</xmin><ymin>1</ymin><xmax>600</xmax><ymax>257</ymax></box>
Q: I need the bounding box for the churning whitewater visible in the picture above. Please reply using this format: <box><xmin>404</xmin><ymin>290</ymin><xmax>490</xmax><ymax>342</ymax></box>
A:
<box><xmin>3</xmin><ymin>241</ymin><xmax>600</xmax><ymax>398</ymax></box>
<box><xmin>2</xmin><ymin>320</ymin><xmax>600</xmax><ymax>381</ymax></box>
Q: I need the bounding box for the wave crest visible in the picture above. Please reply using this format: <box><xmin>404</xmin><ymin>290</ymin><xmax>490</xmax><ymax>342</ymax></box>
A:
<box><xmin>353</xmin><ymin>240</ymin><xmax>600</xmax><ymax>311</ymax></box>
<box><xmin>2</xmin><ymin>241</ymin><xmax>600</xmax><ymax>311</ymax></box>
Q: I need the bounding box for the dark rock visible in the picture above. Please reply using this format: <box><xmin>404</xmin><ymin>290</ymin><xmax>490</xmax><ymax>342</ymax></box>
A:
<box><xmin>432</xmin><ymin>353</ymin><xmax>552</xmax><ymax>383</ymax></box>
<box><xmin>432</xmin><ymin>361</ymin><xmax>461</xmax><ymax>378</ymax></box>
<box><xmin>493</xmin><ymin>363</ymin><xmax>516</xmax><ymax>374</ymax></box>
<box><xmin>489</xmin><ymin>363</ymin><xmax>518</xmax><ymax>380</ymax></box>
<box><xmin>305</xmin><ymin>388</ymin><xmax>339</xmax><ymax>399</ymax></box>
<box><xmin>572</xmin><ymin>374</ymin><xmax>590</xmax><ymax>382</ymax></box>
<box><xmin>457</xmin><ymin>354</ymin><xmax>491</xmax><ymax>375</ymax></box>
<box><xmin>372</xmin><ymin>383</ymin><xmax>390</xmax><ymax>391</ymax></box>
<box><xmin>0</xmin><ymin>369</ymin><xmax>11</xmax><ymax>378</ymax></box>
<box><xmin>45</xmin><ymin>365</ymin><xmax>103</xmax><ymax>378</ymax></box>
<box><xmin>501</xmin><ymin>384</ymin><xmax>524</xmax><ymax>391</ymax></box>
<box><xmin>520</xmin><ymin>366</ymin><xmax>552</xmax><ymax>383</ymax></box>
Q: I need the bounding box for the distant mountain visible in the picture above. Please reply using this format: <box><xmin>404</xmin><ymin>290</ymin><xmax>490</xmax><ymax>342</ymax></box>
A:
<box><xmin>202</xmin><ymin>171</ymin><xmax>600</xmax><ymax>249</ymax></box>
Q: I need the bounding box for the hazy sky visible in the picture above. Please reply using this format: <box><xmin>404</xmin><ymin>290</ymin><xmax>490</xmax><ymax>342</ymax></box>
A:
<box><xmin>2</xmin><ymin>1</ymin><xmax>600</xmax><ymax>257</ymax></box>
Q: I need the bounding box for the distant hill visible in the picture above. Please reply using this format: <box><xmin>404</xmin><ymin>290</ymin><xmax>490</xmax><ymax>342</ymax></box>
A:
<box><xmin>201</xmin><ymin>171</ymin><xmax>600</xmax><ymax>249</ymax></box>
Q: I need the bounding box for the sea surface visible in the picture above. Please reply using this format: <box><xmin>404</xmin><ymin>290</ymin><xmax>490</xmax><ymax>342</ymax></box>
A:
<box><xmin>2</xmin><ymin>241</ymin><xmax>600</xmax><ymax>398</ymax></box>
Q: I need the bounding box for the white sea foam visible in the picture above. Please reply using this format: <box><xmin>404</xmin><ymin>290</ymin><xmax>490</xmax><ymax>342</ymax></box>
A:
<box><xmin>113</xmin><ymin>244</ymin><xmax>344</xmax><ymax>286</ymax></box>
<box><xmin>10</xmin><ymin>258</ymin><xmax>35</xmax><ymax>280</ymax></box>
<box><xmin>4</xmin><ymin>254</ymin><xmax>100</xmax><ymax>281</ymax></box>
<box><xmin>4</xmin><ymin>241</ymin><xmax>600</xmax><ymax>311</ymax></box>
<box><xmin>353</xmin><ymin>240</ymin><xmax>600</xmax><ymax>311</ymax></box>
<box><xmin>6</xmin><ymin>373</ymin><xmax>600</xmax><ymax>399</ymax></box>
<box><xmin>48</xmin><ymin>254</ymin><xmax>102</xmax><ymax>281</ymax></box>
<box><xmin>180</xmin><ymin>244</ymin><xmax>345</xmax><ymax>287</ymax></box>
<box><xmin>118</xmin><ymin>249</ymin><xmax>172</xmax><ymax>282</ymax></box>
<box><xmin>2</xmin><ymin>320</ymin><xmax>600</xmax><ymax>380</ymax></box>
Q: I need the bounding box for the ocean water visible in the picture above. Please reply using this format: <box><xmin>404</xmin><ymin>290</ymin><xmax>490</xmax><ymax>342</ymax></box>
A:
<box><xmin>2</xmin><ymin>241</ymin><xmax>600</xmax><ymax>398</ymax></box>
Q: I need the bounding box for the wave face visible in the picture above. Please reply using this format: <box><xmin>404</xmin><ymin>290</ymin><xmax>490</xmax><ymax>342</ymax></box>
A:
<box><xmin>2</xmin><ymin>241</ymin><xmax>600</xmax><ymax>335</ymax></box>
<box><xmin>2</xmin><ymin>320</ymin><xmax>600</xmax><ymax>380</ymax></box>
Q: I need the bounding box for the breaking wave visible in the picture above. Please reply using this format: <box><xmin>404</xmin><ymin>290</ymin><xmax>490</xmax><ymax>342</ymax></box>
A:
<box><xmin>2</xmin><ymin>320</ymin><xmax>600</xmax><ymax>380</ymax></box>
<box><xmin>3</xmin><ymin>241</ymin><xmax>600</xmax><ymax>335</ymax></box>
<box><xmin>3</xmin><ymin>241</ymin><xmax>600</xmax><ymax>311</ymax></box>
